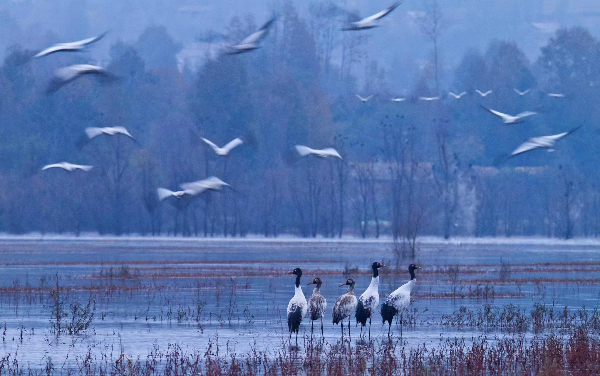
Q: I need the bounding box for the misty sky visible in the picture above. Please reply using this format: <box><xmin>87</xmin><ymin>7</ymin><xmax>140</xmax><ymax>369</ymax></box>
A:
<box><xmin>2</xmin><ymin>0</ymin><xmax>600</xmax><ymax>91</ymax></box>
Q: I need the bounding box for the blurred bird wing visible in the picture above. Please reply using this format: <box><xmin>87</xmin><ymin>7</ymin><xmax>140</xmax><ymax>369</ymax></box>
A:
<box><xmin>201</xmin><ymin>138</ymin><xmax>220</xmax><ymax>152</ymax></box>
<box><xmin>85</xmin><ymin>127</ymin><xmax>104</xmax><ymax>140</ymax></box>
<box><xmin>391</xmin><ymin>97</ymin><xmax>405</xmax><ymax>102</ymax></box>
<box><xmin>510</xmin><ymin>141</ymin><xmax>541</xmax><ymax>156</ymax></box>
<box><xmin>515</xmin><ymin>111</ymin><xmax>537</xmax><ymax>119</ymax></box>
<box><xmin>222</xmin><ymin>138</ymin><xmax>243</xmax><ymax>153</ymax></box>
<box><xmin>35</xmin><ymin>44</ymin><xmax>68</xmax><ymax>58</ymax></box>
<box><xmin>77</xmin><ymin>31</ymin><xmax>108</xmax><ymax>47</ymax></box>
<box><xmin>482</xmin><ymin>106</ymin><xmax>510</xmax><ymax>120</ymax></box>
<box><xmin>112</xmin><ymin>126</ymin><xmax>134</xmax><ymax>138</ymax></box>
<box><xmin>41</xmin><ymin>163</ymin><xmax>64</xmax><ymax>171</ymax></box>
<box><xmin>55</xmin><ymin>66</ymin><xmax>82</xmax><ymax>81</ymax></box>
<box><xmin>360</xmin><ymin>1</ymin><xmax>401</xmax><ymax>23</ymax></box>
<box><xmin>543</xmin><ymin>131</ymin><xmax>570</xmax><ymax>142</ymax></box>
<box><xmin>240</xmin><ymin>18</ymin><xmax>274</xmax><ymax>45</ymax></box>
<box><xmin>355</xmin><ymin>94</ymin><xmax>366</xmax><ymax>101</ymax></box>
<box><xmin>157</xmin><ymin>188</ymin><xmax>175</xmax><ymax>201</ymax></box>
<box><xmin>322</xmin><ymin>148</ymin><xmax>342</xmax><ymax>159</ymax></box>
<box><xmin>72</xmin><ymin>164</ymin><xmax>93</xmax><ymax>171</ymax></box>
<box><xmin>295</xmin><ymin>145</ymin><xmax>314</xmax><ymax>156</ymax></box>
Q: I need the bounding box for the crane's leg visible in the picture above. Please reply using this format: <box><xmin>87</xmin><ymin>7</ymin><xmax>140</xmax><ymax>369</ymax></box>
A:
<box><xmin>400</xmin><ymin>313</ymin><xmax>403</xmax><ymax>338</ymax></box>
<box><xmin>348</xmin><ymin>317</ymin><xmax>351</xmax><ymax>340</ymax></box>
<box><xmin>295</xmin><ymin>331</ymin><xmax>298</xmax><ymax>346</ymax></box>
<box><xmin>368</xmin><ymin>317</ymin><xmax>371</xmax><ymax>341</ymax></box>
<box><xmin>388</xmin><ymin>321</ymin><xmax>391</xmax><ymax>336</ymax></box>
<box><xmin>341</xmin><ymin>322</ymin><xmax>344</xmax><ymax>339</ymax></box>
<box><xmin>321</xmin><ymin>317</ymin><xmax>324</xmax><ymax>338</ymax></box>
<box><xmin>311</xmin><ymin>320</ymin><xmax>314</xmax><ymax>337</ymax></box>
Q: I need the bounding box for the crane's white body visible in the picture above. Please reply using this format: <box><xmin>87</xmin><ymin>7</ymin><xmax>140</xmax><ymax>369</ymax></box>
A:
<box><xmin>358</xmin><ymin>276</ymin><xmax>380</xmax><ymax>315</ymax></box>
<box><xmin>35</xmin><ymin>32</ymin><xmax>107</xmax><ymax>58</ymax></box>
<box><xmin>295</xmin><ymin>145</ymin><xmax>342</xmax><ymax>159</ymax></box>
<box><xmin>483</xmin><ymin>106</ymin><xmax>538</xmax><ymax>124</ymax></box>
<box><xmin>201</xmin><ymin>137</ymin><xmax>243</xmax><ymax>156</ymax></box>
<box><xmin>476</xmin><ymin>89</ymin><xmax>492</xmax><ymax>97</ymax></box>
<box><xmin>345</xmin><ymin>2</ymin><xmax>401</xmax><ymax>30</ymax></box>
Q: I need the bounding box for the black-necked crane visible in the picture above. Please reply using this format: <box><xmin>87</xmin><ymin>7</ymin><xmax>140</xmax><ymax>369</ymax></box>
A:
<box><xmin>356</xmin><ymin>262</ymin><xmax>385</xmax><ymax>340</ymax></box>
<box><xmin>381</xmin><ymin>264</ymin><xmax>420</xmax><ymax>336</ymax></box>
<box><xmin>332</xmin><ymin>278</ymin><xmax>357</xmax><ymax>339</ymax></box>
<box><xmin>287</xmin><ymin>268</ymin><xmax>307</xmax><ymax>345</ymax></box>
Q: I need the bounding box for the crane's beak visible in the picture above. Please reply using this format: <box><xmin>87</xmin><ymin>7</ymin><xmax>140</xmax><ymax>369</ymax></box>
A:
<box><xmin>287</xmin><ymin>271</ymin><xmax>294</xmax><ymax>275</ymax></box>
<box><xmin>339</xmin><ymin>282</ymin><xmax>348</xmax><ymax>287</ymax></box>
<box><xmin>307</xmin><ymin>280</ymin><xmax>316</xmax><ymax>285</ymax></box>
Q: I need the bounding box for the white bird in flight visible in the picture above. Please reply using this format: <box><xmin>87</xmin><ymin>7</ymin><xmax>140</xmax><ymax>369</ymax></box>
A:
<box><xmin>47</xmin><ymin>64</ymin><xmax>116</xmax><ymax>93</ymax></box>
<box><xmin>157</xmin><ymin>188</ymin><xmax>197</xmax><ymax>202</ymax></box>
<box><xmin>344</xmin><ymin>2</ymin><xmax>402</xmax><ymax>30</ymax></box>
<box><xmin>295</xmin><ymin>145</ymin><xmax>342</xmax><ymax>159</ymax></box>
<box><xmin>41</xmin><ymin>162</ymin><xmax>93</xmax><ymax>172</ymax></box>
<box><xmin>514</xmin><ymin>88</ymin><xmax>531</xmax><ymax>96</ymax></box>
<box><xmin>390</xmin><ymin>97</ymin><xmax>405</xmax><ymax>102</ymax></box>
<box><xmin>548</xmin><ymin>93</ymin><xmax>565</xmax><ymax>98</ymax></box>
<box><xmin>78</xmin><ymin>126</ymin><xmax>136</xmax><ymax>148</ymax></box>
<box><xmin>35</xmin><ymin>32</ymin><xmax>108</xmax><ymax>58</ymax></box>
<box><xmin>419</xmin><ymin>96</ymin><xmax>440</xmax><ymax>101</ymax></box>
<box><xmin>502</xmin><ymin>127</ymin><xmax>581</xmax><ymax>161</ymax></box>
<box><xmin>481</xmin><ymin>106</ymin><xmax>538</xmax><ymax>125</ymax></box>
<box><xmin>476</xmin><ymin>89</ymin><xmax>492</xmax><ymax>97</ymax></box>
<box><xmin>180</xmin><ymin>176</ymin><xmax>231</xmax><ymax>195</ymax></box>
<box><xmin>227</xmin><ymin>17</ymin><xmax>276</xmax><ymax>54</ymax></box>
<box><xmin>201</xmin><ymin>137</ymin><xmax>243</xmax><ymax>156</ymax></box>
<box><xmin>356</xmin><ymin>94</ymin><xmax>374</xmax><ymax>103</ymax></box>
<box><xmin>448</xmin><ymin>91</ymin><xmax>466</xmax><ymax>99</ymax></box>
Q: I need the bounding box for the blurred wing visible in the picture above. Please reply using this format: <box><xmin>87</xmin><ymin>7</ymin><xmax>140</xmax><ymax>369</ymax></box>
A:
<box><xmin>322</xmin><ymin>148</ymin><xmax>342</xmax><ymax>159</ymax></box>
<box><xmin>35</xmin><ymin>45</ymin><xmax>66</xmax><ymax>58</ymax></box>
<box><xmin>510</xmin><ymin>141</ymin><xmax>540</xmax><ymax>157</ymax></box>
<box><xmin>157</xmin><ymin>188</ymin><xmax>174</xmax><ymax>201</ymax></box>
<box><xmin>222</xmin><ymin>138</ymin><xmax>243</xmax><ymax>153</ymax></box>
<box><xmin>482</xmin><ymin>106</ymin><xmax>509</xmax><ymax>120</ymax></box>
<box><xmin>201</xmin><ymin>138</ymin><xmax>220</xmax><ymax>152</ymax></box>
<box><xmin>41</xmin><ymin>163</ymin><xmax>62</xmax><ymax>171</ymax></box>
<box><xmin>355</xmin><ymin>94</ymin><xmax>365</xmax><ymax>101</ymax></box>
<box><xmin>295</xmin><ymin>145</ymin><xmax>313</xmax><ymax>157</ymax></box>
<box><xmin>240</xmin><ymin>18</ymin><xmax>274</xmax><ymax>45</ymax></box>
<box><xmin>74</xmin><ymin>164</ymin><xmax>93</xmax><ymax>172</ymax></box>
<box><xmin>114</xmin><ymin>126</ymin><xmax>134</xmax><ymax>139</ymax></box>
<box><xmin>515</xmin><ymin>111</ymin><xmax>537</xmax><ymax>119</ymax></box>
<box><xmin>79</xmin><ymin>31</ymin><xmax>108</xmax><ymax>46</ymax></box>
<box><xmin>361</xmin><ymin>1</ymin><xmax>401</xmax><ymax>23</ymax></box>
<box><xmin>85</xmin><ymin>127</ymin><xmax>104</xmax><ymax>140</ymax></box>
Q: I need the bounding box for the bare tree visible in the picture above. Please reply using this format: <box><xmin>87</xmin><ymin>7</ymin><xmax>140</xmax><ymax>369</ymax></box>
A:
<box><xmin>433</xmin><ymin>128</ymin><xmax>459</xmax><ymax>239</ymax></box>
<box><xmin>417</xmin><ymin>0</ymin><xmax>443</xmax><ymax>93</ymax></box>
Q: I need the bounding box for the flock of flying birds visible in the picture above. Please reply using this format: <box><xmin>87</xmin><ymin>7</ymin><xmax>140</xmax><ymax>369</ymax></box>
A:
<box><xmin>287</xmin><ymin>262</ymin><xmax>420</xmax><ymax>343</ymax></box>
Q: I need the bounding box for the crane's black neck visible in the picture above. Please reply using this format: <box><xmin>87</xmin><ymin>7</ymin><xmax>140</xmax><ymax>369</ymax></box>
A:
<box><xmin>347</xmin><ymin>283</ymin><xmax>355</xmax><ymax>293</ymax></box>
<box><xmin>409</xmin><ymin>269</ymin><xmax>416</xmax><ymax>280</ymax></box>
<box><xmin>372</xmin><ymin>266</ymin><xmax>379</xmax><ymax>278</ymax></box>
<box><xmin>295</xmin><ymin>274</ymin><xmax>301</xmax><ymax>288</ymax></box>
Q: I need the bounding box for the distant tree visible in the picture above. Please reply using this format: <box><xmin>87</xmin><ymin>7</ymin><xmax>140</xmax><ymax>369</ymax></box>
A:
<box><xmin>135</xmin><ymin>26</ymin><xmax>182</xmax><ymax>70</ymax></box>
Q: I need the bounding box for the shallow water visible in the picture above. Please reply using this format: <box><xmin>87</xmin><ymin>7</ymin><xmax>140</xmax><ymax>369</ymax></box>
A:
<box><xmin>0</xmin><ymin>237</ymin><xmax>598</xmax><ymax>368</ymax></box>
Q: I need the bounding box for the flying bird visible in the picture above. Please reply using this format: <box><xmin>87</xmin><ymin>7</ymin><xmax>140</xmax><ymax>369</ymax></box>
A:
<box><xmin>226</xmin><ymin>17</ymin><xmax>276</xmax><ymax>54</ymax></box>
<box><xmin>47</xmin><ymin>64</ymin><xmax>117</xmax><ymax>93</ymax></box>
<box><xmin>448</xmin><ymin>91</ymin><xmax>466</xmax><ymax>99</ymax></box>
<box><xmin>547</xmin><ymin>93</ymin><xmax>565</xmax><ymax>98</ymax></box>
<box><xmin>157</xmin><ymin>188</ymin><xmax>197</xmax><ymax>202</ymax></box>
<box><xmin>356</xmin><ymin>94</ymin><xmax>374</xmax><ymax>103</ymax></box>
<box><xmin>514</xmin><ymin>88</ymin><xmax>531</xmax><ymax>96</ymax></box>
<box><xmin>381</xmin><ymin>264</ymin><xmax>420</xmax><ymax>336</ymax></box>
<box><xmin>78</xmin><ymin>126</ymin><xmax>135</xmax><ymax>148</ymax></box>
<box><xmin>481</xmin><ymin>105</ymin><xmax>538</xmax><ymax>125</ymax></box>
<box><xmin>501</xmin><ymin>127</ymin><xmax>581</xmax><ymax>161</ymax></box>
<box><xmin>475</xmin><ymin>89</ymin><xmax>492</xmax><ymax>97</ymax></box>
<box><xmin>35</xmin><ymin>32</ymin><xmax>108</xmax><ymax>58</ymax></box>
<box><xmin>391</xmin><ymin>97</ymin><xmax>406</xmax><ymax>102</ymax></box>
<box><xmin>419</xmin><ymin>96</ymin><xmax>439</xmax><ymax>101</ymax></box>
<box><xmin>179</xmin><ymin>176</ymin><xmax>230</xmax><ymax>195</ymax></box>
<box><xmin>344</xmin><ymin>2</ymin><xmax>402</xmax><ymax>30</ymax></box>
<box><xmin>295</xmin><ymin>145</ymin><xmax>342</xmax><ymax>159</ymax></box>
<box><xmin>41</xmin><ymin>162</ymin><xmax>93</xmax><ymax>172</ymax></box>
<box><xmin>201</xmin><ymin>137</ymin><xmax>243</xmax><ymax>156</ymax></box>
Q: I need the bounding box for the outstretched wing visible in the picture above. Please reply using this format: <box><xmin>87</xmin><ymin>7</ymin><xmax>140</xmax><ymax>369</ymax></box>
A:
<box><xmin>361</xmin><ymin>1</ymin><xmax>402</xmax><ymax>23</ymax></box>
<box><xmin>240</xmin><ymin>17</ymin><xmax>276</xmax><ymax>45</ymax></box>
<box><xmin>322</xmin><ymin>148</ymin><xmax>342</xmax><ymax>159</ymax></box>
<box><xmin>515</xmin><ymin>111</ymin><xmax>538</xmax><ymax>120</ymax></box>
<box><xmin>222</xmin><ymin>138</ymin><xmax>244</xmax><ymax>153</ymax></box>
<box><xmin>481</xmin><ymin>105</ymin><xmax>509</xmax><ymax>120</ymax></box>
<box><xmin>157</xmin><ymin>188</ymin><xmax>175</xmax><ymax>201</ymax></box>
<box><xmin>85</xmin><ymin>127</ymin><xmax>105</xmax><ymax>140</ymax></box>
<box><xmin>295</xmin><ymin>145</ymin><xmax>314</xmax><ymax>157</ymax></box>
<box><xmin>201</xmin><ymin>138</ymin><xmax>220</xmax><ymax>153</ymax></box>
<box><xmin>41</xmin><ymin>163</ymin><xmax>63</xmax><ymax>171</ymax></box>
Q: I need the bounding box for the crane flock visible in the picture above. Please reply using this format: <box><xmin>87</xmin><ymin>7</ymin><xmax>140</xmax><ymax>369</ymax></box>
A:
<box><xmin>287</xmin><ymin>263</ymin><xmax>419</xmax><ymax>344</ymax></box>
